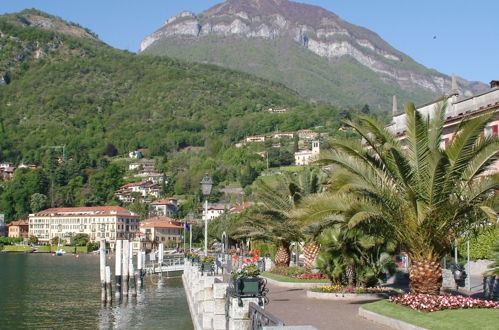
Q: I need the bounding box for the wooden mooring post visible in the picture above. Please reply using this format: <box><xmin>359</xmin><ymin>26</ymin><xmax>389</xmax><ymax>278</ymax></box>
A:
<box><xmin>122</xmin><ymin>240</ymin><xmax>129</xmax><ymax>296</ymax></box>
<box><xmin>115</xmin><ymin>240</ymin><xmax>122</xmax><ymax>301</ymax></box>
<box><xmin>105</xmin><ymin>266</ymin><xmax>112</xmax><ymax>304</ymax></box>
<box><xmin>137</xmin><ymin>248</ymin><xmax>143</xmax><ymax>288</ymax></box>
<box><xmin>129</xmin><ymin>242</ymin><xmax>137</xmax><ymax>297</ymax></box>
<box><xmin>99</xmin><ymin>239</ymin><xmax>106</xmax><ymax>303</ymax></box>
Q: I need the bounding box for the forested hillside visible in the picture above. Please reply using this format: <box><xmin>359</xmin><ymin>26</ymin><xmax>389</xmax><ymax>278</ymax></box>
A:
<box><xmin>0</xmin><ymin>10</ymin><xmax>352</xmax><ymax>222</ymax></box>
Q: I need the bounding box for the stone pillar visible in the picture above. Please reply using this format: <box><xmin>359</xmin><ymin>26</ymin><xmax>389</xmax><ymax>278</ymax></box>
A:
<box><xmin>227</xmin><ymin>296</ymin><xmax>260</xmax><ymax>330</ymax></box>
<box><xmin>213</xmin><ymin>281</ymin><xmax>229</xmax><ymax>330</ymax></box>
<box><xmin>202</xmin><ymin>275</ymin><xmax>215</xmax><ymax>329</ymax></box>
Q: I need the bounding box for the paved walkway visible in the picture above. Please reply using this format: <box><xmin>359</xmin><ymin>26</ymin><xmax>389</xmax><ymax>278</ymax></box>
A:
<box><xmin>264</xmin><ymin>282</ymin><xmax>389</xmax><ymax>330</ymax></box>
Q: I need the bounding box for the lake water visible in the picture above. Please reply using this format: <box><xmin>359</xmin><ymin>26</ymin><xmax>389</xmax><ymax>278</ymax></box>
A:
<box><xmin>0</xmin><ymin>253</ymin><xmax>193</xmax><ymax>329</ymax></box>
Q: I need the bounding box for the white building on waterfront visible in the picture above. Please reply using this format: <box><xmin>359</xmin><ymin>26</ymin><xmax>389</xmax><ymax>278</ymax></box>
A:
<box><xmin>28</xmin><ymin>206</ymin><xmax>140</xmax><ymax>243</ymax></box>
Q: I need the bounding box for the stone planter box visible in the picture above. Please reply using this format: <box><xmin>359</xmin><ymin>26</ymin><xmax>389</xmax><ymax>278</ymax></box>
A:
<box><xmin>234</xmin><ymin>277</ymin><xmax>262</xmax><ymax>296</ymax></box>
<box><xmin>307</xmin><ymin>290</ymin><xmax>397</xmax><ymax>300</ymax></box>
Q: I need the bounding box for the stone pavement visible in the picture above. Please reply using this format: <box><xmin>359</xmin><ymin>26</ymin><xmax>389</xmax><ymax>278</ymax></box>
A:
<box><xmin>264</xmin><ymin>282</ymin><xmax>389</xmax><ymax>330</ymax></box>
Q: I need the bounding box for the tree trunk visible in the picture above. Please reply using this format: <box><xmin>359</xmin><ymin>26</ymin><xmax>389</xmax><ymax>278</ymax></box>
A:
<box><xmin>304</xmin><ymin>243</ymin><xmax>320</xmax><ymax>273</ymax></box>
<box><xmin>345</xmin><ymin>263</ymin><xmax>355</xmax><ymax>287</ymax></box>
<box><xmin>409</xmin><ymin>256</ymin><xmax>442</xmax><ymax>295</ymax></box>
<box><xmin>275</xmin><ymin>246</ymin><xmax>290</xmax><ymax>266</ymax></box>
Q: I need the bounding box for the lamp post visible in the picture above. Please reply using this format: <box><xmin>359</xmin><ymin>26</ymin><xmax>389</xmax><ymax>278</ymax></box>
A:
<box><xmin>200</xmin><ymin>174</ymin><xmax>213</xmax><ymax>256</ymax></box>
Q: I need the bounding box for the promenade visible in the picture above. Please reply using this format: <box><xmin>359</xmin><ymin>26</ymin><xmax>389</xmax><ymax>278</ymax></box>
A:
<box><xmin>264</xmin><ymin>282</ymin><xmax>388</xmax><ymax>330</ymax></box>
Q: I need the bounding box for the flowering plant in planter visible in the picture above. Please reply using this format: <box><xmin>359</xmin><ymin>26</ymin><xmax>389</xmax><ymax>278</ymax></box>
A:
<box><xmin>231</xmin><ymin>256</ymin><xmax>260</xmax><ymax>280</ymax></box>
<box><xmin>200</xmin><ymin>256</ymin><xmax>215</xmax><ymax>263</ymax></box>
<box><xmin>389</xmin><ymin>293</ymin><xmax>499</xmax><ymax>312</ymax></box>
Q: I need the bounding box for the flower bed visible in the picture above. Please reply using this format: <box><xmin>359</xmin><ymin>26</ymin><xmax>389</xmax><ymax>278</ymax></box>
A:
<box><xmin>313</xmin><ymin>285</ymin><xmax>401</xmax><ymax>294</ymax></box>
<box><xmin>389</xmin><ymin>293</ymin><xmax>499</xmax><ymax>312</ymax></box>
<box><xmin>308</xmin><ymin>285</ymin><xmax>401</xmax><ymax>300</ymax></box>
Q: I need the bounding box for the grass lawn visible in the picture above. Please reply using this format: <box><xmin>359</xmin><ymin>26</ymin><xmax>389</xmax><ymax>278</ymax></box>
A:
<box><xmin>261</xmin><ymin>272</ymin><xmax>330</xmax><ymax>283</ymax></box>
<box><xmin>36</xmin><ymin>246</ymin><xmax>88</xmax><ymax>253</ymax></box>
<box><xmin>2</xmin><ymin>245</ymin><xmax>33</xmax><ymax>252</ymax></box>
<box><xmin>363</xmin><ymin>300</ymin><xmax>498</xmax><ymax>330</ymax></box>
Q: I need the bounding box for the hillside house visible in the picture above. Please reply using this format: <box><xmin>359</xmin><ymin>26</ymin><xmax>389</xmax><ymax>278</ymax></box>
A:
<box><xmin>294</xmin><ymin>141</ymin><xmax>321</xmax><ymax>166</ymax></box>
<box><xmin>202</xmin><ymin>206</ymin><xmax>226</xmax><ymax>221</ymax></box>
<box><xmin>246</xmin><ymin>135</ymin><xmax>267</xmax><ymax>143</ymax></box>
<box><xmin>229</xmin><ymin>202</ymin><xmax>253</xmax><ymax>214</ymax></box>
<box><xmin>268</xmin><ymin>108</ymin><xmax>290</xmax><ymax>113</ymax></box>
<box><xmin>298</xmin><ymin>129</ymin><xmax>319</xmax><ymax>140</ymax></box>
<box><xmin>139</xmin><ymin>217</ymin><xmax>183</xmax><ymax>247</ymax></box>
<box><xmin>273</xmin><ymin>132</ymin><xmax>294</xmax><ymax>139</ymax></box>
<box><xmin>115</xmin><ymin>181</ymin><xmax>161</xmax><ymax>203</ymax></box>
<box><xmin>150</xmin><ymin>198</ymin><xmax>178</xmax><ymax>217</ymax></box>
<box><xmin>129</xmin><ymin>150</ymin><xmax>143</xmax><ymax>159</ymax></box>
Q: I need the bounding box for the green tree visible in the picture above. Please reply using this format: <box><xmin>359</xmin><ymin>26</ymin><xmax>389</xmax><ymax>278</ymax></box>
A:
<box><xmin>299</xmin><ymin>102</ymin><xmax>498</xmax><ymax>294</ymax></box>
<box><xmin>30</xmin><ymin>193</ymin><xmax>48</xmax><ymax>213</ymax></box>
<box><xmin>72</xmin><ymin>233</ymin><xmax>89</xmax><ymax>246</ymax></box>
<box><xmin>29</xmin><ymin>235</ymin><xmax>38</xmax><ymax>245</ymax></box>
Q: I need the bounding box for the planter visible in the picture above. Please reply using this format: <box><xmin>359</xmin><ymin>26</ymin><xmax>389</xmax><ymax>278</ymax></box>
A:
<box><xmin>234</xmin><ymin>277</ymin><xmax>262</xmax><ymax>296</ymax></box>
<box><xmin>201</xmin><ymin>262</ymin><xmax>214</xmax><ymax>274</ymax></box>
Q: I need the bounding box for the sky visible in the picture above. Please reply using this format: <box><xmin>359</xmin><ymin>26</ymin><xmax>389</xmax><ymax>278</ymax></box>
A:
<box><xmin>1</xmin><ymin>0</ymin><xmax>497</xmax><ymax>83</ymax></box>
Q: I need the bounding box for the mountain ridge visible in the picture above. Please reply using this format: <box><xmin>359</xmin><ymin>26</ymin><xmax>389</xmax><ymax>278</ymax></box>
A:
<box><xmin>140</xmin><ymin>0</ymin><xmax>487</xmax><ymax>110</ymax></box>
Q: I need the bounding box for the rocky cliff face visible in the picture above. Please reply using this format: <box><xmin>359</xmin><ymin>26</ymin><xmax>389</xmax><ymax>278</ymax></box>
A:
<box><xmin>141</xmin><ymin>0</ymin><xmax>486</xmax><ymax>103</ymax></box>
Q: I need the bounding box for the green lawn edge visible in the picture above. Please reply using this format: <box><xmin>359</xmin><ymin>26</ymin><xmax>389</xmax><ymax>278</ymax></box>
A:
<box><xmin>2</xmin><ymin>245</ymin><xmax>33</xmax><ymax>252</ymax></box>
<box><xmin>363</xmin><ymin>300</ymin><xmax>499</xmax><ymax>330</ymax></box>
<box><xmin>36</xmin><ymin>246</ymin><xmax>88</xmax><ymax>253</ymax></box>
<box><xmin>261</xmin><ymin>272</ymin><xmax>330</xmax><ymax>283</ymax></box>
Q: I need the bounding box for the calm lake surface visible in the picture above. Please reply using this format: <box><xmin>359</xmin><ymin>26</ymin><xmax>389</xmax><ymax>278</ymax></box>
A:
<box><xmin>0</xmin><ymin>253</ymin><xmax>193</xmax><ymax>329</ymax></box>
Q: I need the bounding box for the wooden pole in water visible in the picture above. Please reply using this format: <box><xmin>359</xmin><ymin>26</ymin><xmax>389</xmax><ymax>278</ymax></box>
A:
<box><xmin>137</xmin><ymin>248</ymin><xmax>143</xmax><ymax>288</ymax></box>
<box><xmin>105</xmin><ymin>266</ymin><xmax>112</xmax><ymax>304</ymax></box>
<box><xmin>129</xmin><ymin>242</ymin><xmax>136</xmax><ymax>297</ymax></box>
<box><xmin>99</xmin><ymin>239</ymin><xmax>106</xmax><ymax>303</ymax></box>
<box><xmin>122</xmin><ymin>240</ymin><xmax>129</xmax><ymax>296</ymax></box>
<box><xmin>115</xmin><ymin>240</ymin><xmax>122</xmax><ymax>300</ymax></box>
<box><xmin>129</xmin><ymin>259</ymin><xmax>136</xmax><ymax>297</ymax></box>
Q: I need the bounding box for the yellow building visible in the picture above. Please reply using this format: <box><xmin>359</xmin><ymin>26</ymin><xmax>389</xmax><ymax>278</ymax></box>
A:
<box><xmin>7</xmin><ymin>220</ymin><xmax>29</xmax><ymax>239</ymax></box>
<box><xmin>28</xmin><ymin>206</ymin><xmax>139</xmax><ymax>243</ymax></box>
<box><xmin>139</xmin><ymin>217</ymin><xmax>183</xmax><ymax>246</ymax></box>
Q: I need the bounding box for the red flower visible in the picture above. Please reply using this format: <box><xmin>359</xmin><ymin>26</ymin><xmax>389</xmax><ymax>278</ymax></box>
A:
<box><xmin>232</xmin><ymin>255</ymin><xmax>238</xmax><ymax>260</ymax></box>
<box><xmin>252</xmin><ymin>255</ymin><xmax>259</xmax><ymax>261</ymax></box>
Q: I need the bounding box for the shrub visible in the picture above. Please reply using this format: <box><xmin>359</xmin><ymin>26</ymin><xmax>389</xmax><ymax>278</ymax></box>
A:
<box><xmin>389</xmin><ymin>293</ymin><xmax>499</xmax><ymax>312</ymax></box>
<box><xmin>297</xmin><ymin>273</ymin><xmax>329</xmax><ymax>280</ymax></box>
<box><xmin>270</xmin><ymin>265</ymin><xmax>306</xmax><ymax>277</ymax></box>
<box><xmin>459</xmin><ymin>228</ymin><xmax>499</xmax><ymax>260</ymax></box>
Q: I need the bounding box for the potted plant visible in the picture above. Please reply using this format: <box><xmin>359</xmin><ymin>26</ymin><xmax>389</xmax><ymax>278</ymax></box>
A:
<box><xmin>200</xmin><ymin>256</ymin><xmax>215</xmax><ymax>274</ymax></box>
<box><xmin>231</xmin><ymin>256</ymin><xmax>263</xmax><ymax>296</ymax></box>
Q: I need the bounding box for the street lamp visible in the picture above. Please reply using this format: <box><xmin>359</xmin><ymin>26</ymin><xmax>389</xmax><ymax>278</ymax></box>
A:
<box><xmin>200</xmin><ymin>173</ymin><xmax>213</xmax><ymax>256</ymax></box>
<box><xmin>187</xmin><ymin>212</ymin><xmax>194</xmax><ymax>252</ymax></box>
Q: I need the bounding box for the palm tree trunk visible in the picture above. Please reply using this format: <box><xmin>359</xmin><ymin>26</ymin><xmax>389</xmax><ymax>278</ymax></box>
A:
<box><xmin>345</xmin><ymin>263</ymin><xmax>355</xmax><ymax>287</ymax></box>
<box><xmin>275</xmin><ymin>246</ymin><xmax>290</xmax><ymax>266</ymax></box>
<box><xmin>409</xmin><ymin>255</ymin><xmax>442</xmax><ymax>295</ymax></box>
<box><xmin>304</xmin><ymin>243</ymin><xmax>320</xmax><ymax>273</ymax></box>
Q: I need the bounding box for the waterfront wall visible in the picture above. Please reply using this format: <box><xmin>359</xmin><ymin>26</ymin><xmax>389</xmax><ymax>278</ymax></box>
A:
<box><xmin>182</xmin><ymin>260</ymin><xmax>260</xmax><ymax>330</ymax></box>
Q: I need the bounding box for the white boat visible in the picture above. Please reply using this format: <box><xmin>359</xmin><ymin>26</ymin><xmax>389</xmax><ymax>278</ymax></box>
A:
<box><xmin>55</xmin><ymin>249</ymin><xmax>67</xmax><ymax>256</ymax></box>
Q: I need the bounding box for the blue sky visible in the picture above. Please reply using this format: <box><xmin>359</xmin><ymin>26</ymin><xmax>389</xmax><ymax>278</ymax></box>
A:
<box><xmin>1</xmin><ymin>0</ymin><xmax>497</xmax><ymax>83</ymax></box>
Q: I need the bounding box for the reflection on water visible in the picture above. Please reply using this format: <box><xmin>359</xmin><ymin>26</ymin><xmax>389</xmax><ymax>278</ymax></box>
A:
<box><xmin>0</xmin><ymin>253</ymin><xmax>193</xmax><ymax>329</ymax></box>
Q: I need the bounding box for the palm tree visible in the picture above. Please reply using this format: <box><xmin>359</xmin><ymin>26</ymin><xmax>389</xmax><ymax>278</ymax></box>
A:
<box><xmin>296</xmin><ymin>102</ymin><xmax>498</xmax><ymax>294</ymax></box>
<box><xmin>235</xmin><ymin>169</ymin><xmax>323</xmax><ymax>266</ymax></box>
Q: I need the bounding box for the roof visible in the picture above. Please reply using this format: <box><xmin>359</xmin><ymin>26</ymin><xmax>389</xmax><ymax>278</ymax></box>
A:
<box><xmin>141</xmin><ymin>222</ymin><xmax>183</xmax><ymax>229</ymax></box>
<box><xmin>141</xmin><ymin>216</ymin><xmax>177</xmax><ymax>223</ymax></box>
<box><xmin>150</xmin><ymin>199</ymin><xmax>176</xmax><ymax>205</ymax></box>
<box><xmin>33</xmin><ymin>206</ymin><xmax>138</xmax><ymax>217</ymax></box>
<box><xmin>230</xmin><ymin>202</ymin><xmax>253</xmax><ymax>212</ymax></box>
<box><xmin>8</xmin><ymin>220</ymin><xmax>29</xmax><ymax>226</ymax></box>
<box><xmin>208</xmin><ymin>206</ymin><xmax>226</xmax><ymax>211</ymax></box>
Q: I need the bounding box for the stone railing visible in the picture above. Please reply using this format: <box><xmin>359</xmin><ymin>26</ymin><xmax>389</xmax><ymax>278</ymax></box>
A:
<box><xmin>183</xmin><ymin>258</ymin><xmax>269</xmax><ymax>330</ymax></box>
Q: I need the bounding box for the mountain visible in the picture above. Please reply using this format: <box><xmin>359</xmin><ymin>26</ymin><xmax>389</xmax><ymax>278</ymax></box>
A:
<box><xmin>140</xmin><ymin>0</ymin><xmax>487</xmax><ymax>111</ymax></box>
<box><xmin>0</xmin><ymin>9</ymin><xmax>339</xmax><ymax>164</ymax></box>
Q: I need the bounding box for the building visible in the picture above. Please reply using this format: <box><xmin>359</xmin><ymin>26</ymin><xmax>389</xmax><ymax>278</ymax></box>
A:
<box><xmin>297</xmin><ymin>129</ymin><xmax>319</xmax><ymax>140</ymax></box>
<box><xmin>268</xmin><ymin>108</ymin><xmax>290</xmax><ymax>113</ymax></box>
<box><xmin>150</xmin><ymin>198</ymin><xmax>178</xmax><ymax>217</ymax></box>
<box><xmin>273</xmin><ymin>132</ymin><xmax>294</xmax><ymax>139</ymax></box>
<box><xmin>115</xmin><ymin>181</ymin><xmax>161</xmax><ymax>203</ymax></box>
<box><xmin>230</xmin><ymin>202</ymin><xmax>253</xmax><ymax>214</ymax></box>
<box><xmin>202</xmin><ymin>206</ymin><xmax>226</xmax><ymax>221</ymax></box>
<box><xmin>28</xmin><ymin>206</ymin><xmax>140</xmax><ymax>243</ymax></box>
<box><xmin>246</xmin><ymin>135</ymin><xmax>267</xmax><ymax>143</ymax></box>
<box><xmin>7</xmin><ymin>220</ymin><xmax>29</xmax><ymax>239</ymax></box>
<box><xmin>139</xmin><ymin>217</ymin><xmax>183</xmax><ymax>246</ymax></box>
<box><xmin>388</xmin><ymin>77</ymin><xmax>499</xmax><ymax>172</ymax></box>
<box><xmin>294</xmin><ymin>141</ymin><xmax>320</xmax><ymax>166</ymax></box>
<box><xmin>129</xmin><ymin>150</ymin><xmax>143</xmax><ymax>159</ymax></box>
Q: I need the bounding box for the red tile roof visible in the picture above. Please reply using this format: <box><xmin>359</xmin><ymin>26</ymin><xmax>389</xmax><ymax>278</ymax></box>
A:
<box><xmin>150</xmin><ymin>200</ymin><xmax>176</xmax><ymax>205</ymax></box>
<box><xmin>141</xmin><ymin>222</ymin><xmax>183</xmax><ymax>229</ymax></box>
<box><xmin>34</xmin><ymin>206</ymin><xmax>138</xmax><ymax>217</ymax></box>
<box><xmin>230</xmin><ymin>202</ymin><xmax>253</xmax><ymax>212</ymax></box>
<box><xmin>8</xmin><ymin>220</ymin><xmax>29</xmax><ymax>226</ymax></box>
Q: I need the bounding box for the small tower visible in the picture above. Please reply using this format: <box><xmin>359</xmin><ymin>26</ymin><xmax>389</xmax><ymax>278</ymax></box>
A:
<box><xmin>312</xmin><ymin>140</ymin><xmax>320</xmax><ymax>154</ymax></box>
<box><xmin>450</xmin><ymin>73</ymin><xmax>459</xmax><ymax>102</ymax></box>
<box><xmin>392</xmin><ymin>95</ymin><xmax>398</xmax><ymax>117</ymax></box>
